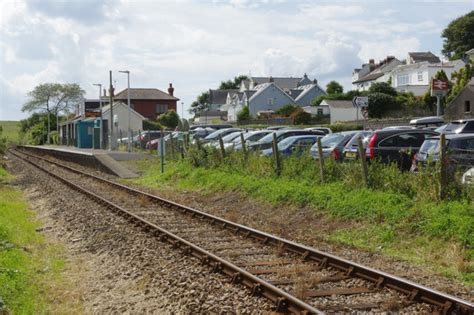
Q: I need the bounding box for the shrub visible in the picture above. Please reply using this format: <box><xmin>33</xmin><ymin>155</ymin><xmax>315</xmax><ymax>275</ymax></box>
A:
<box><xmin>143</xmin><ymin>119</ymin><xmax>163</xmax><ymax>131</ymax></box>
<box><xmin>275</xmin><ymin>104</ymin><xmax>299</xmax><ymax>116</ymax></box>
<box><xmin>290</xmin><ymin>109</ymin><xmax>311</xmax><ymax>125</ymax></box>
<box><xmin>158</xmin><ymin>110</ymin><xmax>180</xmax><ymax>129</ymax></box>
<box><xmin>237</xmin><ymin>106</ymin><xmax>250</xmax><ymax>121</ymax></box>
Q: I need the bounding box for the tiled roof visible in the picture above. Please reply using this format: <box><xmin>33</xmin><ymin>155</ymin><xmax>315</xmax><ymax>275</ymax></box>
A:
<box><xmin>352</xmin><ymin>72</ymin><xmax>385</xmax><ymax>83</ymax></box>
<box><xmin>408</xmin><ymin>52</ymin><xmax>441</xmax><ymax>64</ymax></box>
<box><xmin>115</xmin><ymin>88</ymin><xmax>178</xmax><ymax>101</ymax></box>
<box><xmin>244</xmin><ymin>77</ymin><xmax>303</xmax><ymax>90</ymax></box>
<box><xmin>209</xmin><ymin>89</ymin><xmax>238</xmax><ymax>104</ymax></box>
<box><xmin>324</xmin><ymin>100</ymin><xmax>353</xmax><ymax>108</ymax></box>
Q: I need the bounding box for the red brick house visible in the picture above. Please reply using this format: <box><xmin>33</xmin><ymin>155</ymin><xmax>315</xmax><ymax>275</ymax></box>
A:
<box><xmin>113</xmin><ymin>84</ymin><xmax>179</xmax><ymax>121</ymax></box>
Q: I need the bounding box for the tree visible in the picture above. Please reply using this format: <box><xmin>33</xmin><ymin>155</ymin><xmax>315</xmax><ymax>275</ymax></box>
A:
<box><xmin>447</xmin><ymin>61</ymin><xmax>474</xmax><ymax>103</ymax></box>
<box><xmin>22</xmin><ymin>83</ymin><xmax>85</xmax><ymax>144</ymax></box>
<box><xmin>237</xmin><ymin>106</ymin><xmax>250</xmax><ymax>121</ymax></box>
<box><xmin>442</xmin><ymin>10</ymin><xmax>474</xmax><ymax>60</ymax></box>
<box><xmin>368</xmin><ymin>82</ymin><xmax>397</xmax><ymax>96</ymax></box>
<box><xmin>143</xmin><ymin>119</ymin><xmax>163</xmax><ymax>131</ymax></box>
<box><xmin>158</xmin><ymin>110</ymin><xmax>180</xmax><ymax>129</ymax></box>
<box><xmin>275</xmin><ymin>104</ymin><xmax>299</xmax><ymax>116</ymax></box>
<box><xmin>290</xmin><ymin>108</ymin><xmax>311</xmax><ymax>125</ymax></box>
<box><xmin>189</xmin><ymin>91</ymin><xmax>210</xmax><ymax>115</ymax></box>
<box><xmin>367</xmin><ymin>92</ymin><xmax>397</xmax><ymax>118</ymax></box>
<box><xmin>326</xmin><ymin>81</ymin><xmax>343</xmax><ymax>94</ymax></box>
<box><xmin>219</xmin><ymin>75</ymin><xmax>249</xmax><ymax>89</ymax></box>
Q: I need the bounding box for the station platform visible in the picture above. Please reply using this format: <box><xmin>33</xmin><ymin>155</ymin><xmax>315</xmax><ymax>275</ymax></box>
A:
<box><xmin>18</xmin><ymin>145</ymin><xmax>153</xmax><ymax>178</ymax></box>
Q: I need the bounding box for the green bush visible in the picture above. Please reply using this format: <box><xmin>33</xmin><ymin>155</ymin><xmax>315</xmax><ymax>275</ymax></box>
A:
<box><xmin>158</xmin><ymin>110</ymin><xmax>180</xmax><ymax>129</ymax></box>
<box><xmin>275</xmin><ymin>104</ymin><xmax>299</xmax><ymax>116</ymax></box>
<box><xmin>237</xmin><ymin>106</ymin><xmax>250</xmax><ymax>121</ymax></box>
<box><xmin>290</xmin><ymin>109</ymin><xmax>311</xmax><ymax>125</ymax></box>
<box><xmin>143</xmin><ymin>119</ymin><xmax>164</xmax><ymax>131</ymax></box>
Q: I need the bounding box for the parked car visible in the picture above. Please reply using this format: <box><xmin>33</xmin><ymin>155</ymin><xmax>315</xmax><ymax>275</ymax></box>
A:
<box><xmin>266</xmin><ymin>126</ymin><xmax>291</xmax><ymax>130</ymax></box>
<box><xmin>304</xmin><ymin>127</ymin><xmax>333</xmax><ymax>134</ymax></box>
<box><xmin>226</xmin><ymin>130</ymin><xmax>273</xmax><ymax>149</ymax></box>
<box><xmin>365</xmin><ymin>128</ymin><xmax>438</xmax><ymax>170</ymax></box>
<box><xmin>201</xmin><ymin>128</ymin><xmax>241</xmax><ymax>144</ymax></box>
<box><xmin>191</xmin><ymin>127</ymin><xmax>217</xmax><ymax>139</ymax></box>
<box><xmin>208</xmin><ymin>131</ymin><xmax>243</xmax><ymax>148</ymax></box>
<box><xmin>310</xmin><ymin>131</ymin><xmax>359</xmax><ymax>160</ymax></box>
<box><xmin>135</xmin><ymin>130</ymin><xmax>162</xmax><ymax>148</ymax></box>
<box><xmin>261</xmin><ymin>135</ymin><xmax>320</xmax><ymax>157</ymax></box>
<box><xmin>414</xmin><ymin>134</ymin><xmax>474</xmax><ymax>169</ymax></box>
<box><xmin>462</xmin><ymin>167</ymin><xmax>474</xmax><ymax>185</ymax></box>
<box><xmin>443</xmin><ymin>119</ymin><xmax>474</xmax><ymax>134</ymax></box>
<box><xmin>190</xmin><ymin>124</ymin><xmax>232</xmax><ymax>131</ymax></box>
<box><xmin>342</xmin><ymin>131</ymin><xmax>374</xmax><ymax>160</ymax></box>
<box><xmin>248</xmin><ymin>129</ymin><xmax>325</xmax><ymax>152</ymax></box>
<box><xmin>409</xmin><ymin>116</ymin><xmax>444</xmax><ymax>128</ymax></box>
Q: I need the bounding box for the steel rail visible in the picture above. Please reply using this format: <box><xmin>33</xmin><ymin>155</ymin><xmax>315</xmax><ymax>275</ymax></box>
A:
<box><xmin>13</xmin><ymin>148</ymin><xmax>474</xmax><ymax>314</ymax></box>
<box><xmin>10</xmin><ymin>149</ymin><xmax>322</xmax><ymax>314</ymax></box>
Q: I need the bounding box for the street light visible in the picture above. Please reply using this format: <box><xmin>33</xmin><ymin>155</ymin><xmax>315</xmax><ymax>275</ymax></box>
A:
<box><xmin>119</xmin><ymin>70</ymin><xmax>131</xmax><ymax>152</ymax></box>
<box><xmin>181</xmin><ymin>101</ymin><xmax>184</xmax><ymax>119</ymax></box>
<box><xmin>93</xmin><ymin>83</ymin><xmax>103</xmax><ymax>149</ymax></box>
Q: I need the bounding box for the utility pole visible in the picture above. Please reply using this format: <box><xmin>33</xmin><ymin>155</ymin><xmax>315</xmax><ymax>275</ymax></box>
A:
<box><xmin>119</xmin><ymin>70</ymin><xmax>131</xmax><ymax>152</ymax></box>
<box><xmin>109</xmin><ymin>70</ymin><xmax>115</xmax><ymax>150</ymax></box>
<box><xmin>93</xmin><ymin>83</ymin><xmax>103</xmax><ymax>149</ymax></box>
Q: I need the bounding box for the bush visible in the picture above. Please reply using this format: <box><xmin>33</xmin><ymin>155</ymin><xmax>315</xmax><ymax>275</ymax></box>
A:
<box><xmin>143</xmin><ymin>119</ymin><xmax>163</xmax><ymax>131</ymax></box>
<box><xmin>367</xmin><ymin>92</ymin><xmax>397</xmax><ymax>118</ymax></box>
<box><xmin>158</xmin><ymin>110</ymin><xmax>180</xmax><ymax>129</ymax></box>
<box><xmin>237</xmin><ymin>106</ymin><xmax>250</xmax><ymax>121</ymax></box>
<box><xmin>275</xmin><ymin>104</ymin><xmax>299</xmax><ymax>116</ymax></box>
<box><xmin>290</xmin><ymin>109</ymin><xmax>311</xmax><ymax>125</ymax></box>
<box><xmin>368</xmin><ymin>82</ymin><xmax>397</xmax><ymax>96</ymax></box>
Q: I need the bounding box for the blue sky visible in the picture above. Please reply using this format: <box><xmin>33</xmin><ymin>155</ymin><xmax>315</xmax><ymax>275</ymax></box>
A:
<box><xmin>1</xmin><ymin>0</ymin><xmax>473</xmax><ymax>120</ymax></box>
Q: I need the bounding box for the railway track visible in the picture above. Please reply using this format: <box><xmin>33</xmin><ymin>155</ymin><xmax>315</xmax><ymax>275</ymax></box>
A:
<box><xmin>9</xmin><ymin>148</ymin><xmax>474</xmax><ymax>314</ymax></box>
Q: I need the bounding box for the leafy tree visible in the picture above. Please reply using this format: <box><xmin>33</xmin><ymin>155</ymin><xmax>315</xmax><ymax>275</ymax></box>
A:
<box><xmin>447</xmin><ymin>61</ymin><xmax>474</xmax><ymax>103</ymax></box>
<box><xmin>290</xmin><ymin>108</ymin><xmax>311</xmax><ymax>125</ymax></box>
<box><xmin>22</xmin><ymin>83</ymin><xmax>85</xmax><ymax>144</ymax></box>
<box><xmin>143</xmin><ymin>119</ymin><xmax>163</xmax><ymax>131</ymax></box>
<box><xmin>442</xmin><ymin>10</ymin><xmax>474</xmax><ymax>60</ymax></box>
<box><xmin>326</xmin><ymin>81</ymin><xmax>343</xmax><ymax>94</ymax></box>
<box><xmin>275</xmin><ymin>104</ymin><xmax>299</xmax><ymax>116</ymax></box>
<box><xmin>237</xmin><ymin>106</ymin><xmax>250</xmax><ymax>121</ymax></box>
<box><xmin>189</xmin><ymin>91</ymin><xmax>210</xmax><ymax>115</ymax></box>
<box><xmin>158</xmin><ymin>110</ymin><xmax>180</xmax><ymax>129</ymax></box>
<box><xmin>368</xmin><ymin>82</ymin><xmax>397</xmax><ymax>96</ymax></box>
<box><xmin>219</xmin><ymin>75</ymin><xmax>249</xmax><ymax>89</ymax></box>
<box><xmin>367</xmin><ymin>92</ymin><xmax>397</xmax><ymax>118</ymax></box>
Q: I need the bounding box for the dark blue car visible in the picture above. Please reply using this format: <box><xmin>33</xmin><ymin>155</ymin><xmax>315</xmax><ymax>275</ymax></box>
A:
<box><xmin>261</xmin><ymin>135</ymin><xmax>320</xmax><ymax>157</ymax></box>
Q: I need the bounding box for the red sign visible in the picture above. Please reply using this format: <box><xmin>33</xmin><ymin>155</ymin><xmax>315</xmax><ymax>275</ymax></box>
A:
<box><xmin>432</xmin><ymin>79</ymin><xmax>449</xmax><ymax>90</ymax></box>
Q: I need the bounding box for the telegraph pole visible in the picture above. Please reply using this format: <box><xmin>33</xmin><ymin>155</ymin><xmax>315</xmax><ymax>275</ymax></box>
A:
<box><xmin>109</xmin><ymin>70</ymin><xmax>115</xmax><ymax>150</ymax></box>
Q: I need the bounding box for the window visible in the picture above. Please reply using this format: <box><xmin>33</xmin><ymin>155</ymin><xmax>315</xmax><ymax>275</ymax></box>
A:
<box><xmin>317</xmin><ymin>108</ymin><xmax>323</xmax><ymax>115</ymax></box>
<box><xmin>379</xmin><ymin>133</ymin><xmax>421</xmax><ymax>147</ymax></box>
<box><xmin>465</xmin><ymin>100</ymin><xmax>471</xmax><ymax>113</ymax></box>
<box><xmin>417</xmin><ymin>71</ymin><xmax>423</xmax><ymax>81</ymax></box>
<box><xmin>397</xmin><ymin>74</ymin><xmax>409</xmax><ymax>86</ymax></box>
<box><xmin>156</xmin><ymin>104</ymin><xmax>168</xmax><ymax>113</ymax></box>
<box><xmin>267</xmin><ymin>98</ymin><xmax>274</xmax><ymax>105</ymax></box>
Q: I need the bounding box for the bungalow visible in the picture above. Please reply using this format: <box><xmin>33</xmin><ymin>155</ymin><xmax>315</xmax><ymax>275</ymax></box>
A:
<box><xmin>320</xmin><ymin>100</ymin><xmax>364</xmax><ymax>124</ymax></box>
<box><xmin>194</xmin><ymin>110</ymin><xmax>228</xmax><ymax>123</ymax></box>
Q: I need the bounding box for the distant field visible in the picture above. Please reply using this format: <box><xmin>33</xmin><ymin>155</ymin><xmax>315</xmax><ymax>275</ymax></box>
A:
<box><xmin>0</xmin><ymin>121</ymin><xmax>21</xmax><ymax>142</ymax></box>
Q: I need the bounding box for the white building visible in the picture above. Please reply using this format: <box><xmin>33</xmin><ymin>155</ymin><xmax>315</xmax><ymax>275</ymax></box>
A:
<box><xmin>390</xmin><ymin>60</ymin><xmax>465</xmax><ymax>96</ymax></box>
<box><xmin>320</xmin><ymin>100</ymin><xmax>364</xmax><ymax>124</ymax></box>
<box><xmin>102</xmin><ymin>102</ymin><xmax>145</xmax><ymax>135</ymax></box>
<box><xmin>352</xmin><ymin>57</ymin><xmax>403</xmax><ymax>91</ymax></box>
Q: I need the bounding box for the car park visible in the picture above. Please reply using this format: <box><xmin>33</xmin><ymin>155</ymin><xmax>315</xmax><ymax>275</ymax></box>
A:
<box><xmin>304</xmin><ymin>127</ymin><xmax>333</xmax><ymax>134</ymax></box>
<box><xmin>135</xmin><ymin>130</ymin><xmax>162</xmax><ymax>148</ymax></box>
<box><xmin>342</xmin><ymin>131</ymin><xmax>374</xmax><ymax>160</ymax></box>
<box><xmin>248</xmin><ymin>129</ymin><xmax>325</xmax><ymax>152</ymax></box>
<box><xmin>365</xmin><ymin>128</ymin><xmax>438</xmax><ymax>170</ymax></box>
<box><xmin>310</xmin><ymin>131</ymin><xmax>359</xmax><ymax>160</ymax></box>
<box><xmin>208</xmin><ymin>131</ymin><xmax>243</xmax><ymax>148</ymax></box>
<box><xmin>261</xmin><ymin>135</ymin><xmax>320</xmax><ymax>157</ymax></box>
<box><xmin>227</xmin><ymin>130</ymin><xmax>273</xmax><ymax>150</ymax></box>
<box><xmin>443</xmin><ymin>119</ymin><xmax>474</xmax><ymax>134</ymax></box>
<box><xmin>190</xmin><ymin>124</ymin><xmax>232</xmax><ymax>131</ymax></box>
<box><xmin>414</xmin><ymin>133</ymin><xmax>474</xmax><ymax>169</ymax></box>
<box><xmin>201</xmin><ymin>128</ymin><xmax>242</xmax><ymax>144</ymax></box>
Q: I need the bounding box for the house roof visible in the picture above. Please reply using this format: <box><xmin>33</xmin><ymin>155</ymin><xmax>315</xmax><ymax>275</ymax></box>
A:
<box><xmin>352</xmin><ymin>58</ymin><xmax>402</xmax><ymax>83</ymax></box>
<box><xmin>293</xmin><ymin>84</ymin><xmax>326</xmax><ymax>101</ymax></box>
<box><xmin>249</xmin><ymin>82</ymin><xmax>295</xmax><ymax>104</ymax></box>
<box><xmin>323</xmin><ymin>100</ymin><xmax>353</xmax><ymax>109</ymax></box>
<box><xmin>408</xmin><ymin>52</ymin><xmax>441</xmax><ymax>64</ymax></box>
<box><xmin>466</xmin><ymin>48</ymin><xmax>474</xmax><ymax>54</ymax></box>
<box><xmin>209</xmin><ymin>89</ymin><xmax>238</xmax><ymax>104</ymax></box>
<box><xmin>243</xmin><ymin>77</ymin><xmax>303</xmax><ymax>90</ymax></box>
<box><xmin>102</xmin><ymin>101</ymin><xmax>145</xmax><ymax>120</ymax></box>
<box><xmin>352</xmin><ymin>72</ymin><xmax>385</xmax><ymax>84</ymax></box>
<box><xmin>114</xmin><ymin>88</ymin><xmax>179</xmax><ymax>101</ymax></box>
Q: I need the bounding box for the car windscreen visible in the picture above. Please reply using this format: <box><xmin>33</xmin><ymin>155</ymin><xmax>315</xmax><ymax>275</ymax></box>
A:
<box><xmin>256</xmin><ymin>132</ymin><xmax>277</xmax><ymax>143</ymax></box>
<box><xmin>204</xmin><ymin>129</ymin><xmax>231</xmax><ymax>140</ymax></box>
<box><xmin>221</xmin><ymin>132</ymin><xmax>241</xmax><ymax>142</ymax></box>
<box><xmin>277</xmin><ymin>137</ymin><xmax>296</xmax><ymax>150</ymax></box>
<box><xmin>320</xmin><ymin>134</ymin><xmax>345</xmax><ymax>148</ymax></box>
<box><xmin>445</xmin><ymin>122</ymin><xmax>466</xmax><ymax>133</ymax></box>
<box><xmin>419</xmin><ymin>139</ymin><xmax>440</xmax><ymax>155</ymax></box>
<box><xmin>344</xmin><ymin>131</ymin><xmax>373</xmax><ymax>148</ymax></box>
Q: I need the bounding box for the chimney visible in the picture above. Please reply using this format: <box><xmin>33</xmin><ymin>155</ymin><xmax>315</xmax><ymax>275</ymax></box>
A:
<box><xmin>269</xmin><ymin>76</ymin><xmax>274</xmax><ymax>82</ymax></box>
<box><xmin>369</xmin><ymin>59</ymin><xmax>374</xmax><ymax>64</ymax></box>
<box><xmin>168</xmin><ymin>83</ymin><xmax>174</xmax><ymax>96</ymax></box>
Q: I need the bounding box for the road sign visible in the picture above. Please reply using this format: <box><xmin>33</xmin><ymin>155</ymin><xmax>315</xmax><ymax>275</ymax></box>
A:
<box><xmin>431</xmin><ymin>79</ymin><xmax>449</xmax><ymax>97</ymax></box>
<box><xmin>352</xmin><ymin>96</ymin><xmax>369</xmax><ymax>108</ymax></box>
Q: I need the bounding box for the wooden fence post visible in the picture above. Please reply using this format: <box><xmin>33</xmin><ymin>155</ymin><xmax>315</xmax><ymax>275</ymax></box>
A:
<box><xmin>272</xmin><ymin>133</ymin><xmax>281</xmax><ymax>175</ymax></box>
<box><xmin>219</xmin><ymin>135</ymin><xmax>226</xmax><ymax>159</ymax></box>
<box><xmin>316</xmin><ymin>137</ymin><xmax>325</xmax><ymax>183</ymax></box>
<box><xmin>170</xmin><ymin>136</ymin><xmax>175</xmax><ymax>160</ymax></box>
<box><xmin>439</xmin><ymin>133</ymin><xmax>447</xmax><ymax>200</ymax></box>
<box><xmin>357</xmin><ymin>136</ymin><xmax>369</xmax><ymax>187</ymax></box>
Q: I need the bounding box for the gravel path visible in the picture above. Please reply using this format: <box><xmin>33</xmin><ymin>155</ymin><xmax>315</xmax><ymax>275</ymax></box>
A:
<box><xmin>6</xmin><ymin>153</ymin><xmax>273</xmax><ymax>313</ymax></box>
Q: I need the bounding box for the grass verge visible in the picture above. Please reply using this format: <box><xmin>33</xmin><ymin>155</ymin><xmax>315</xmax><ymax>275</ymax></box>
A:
<box><xmin>0</xmin><ymin>166</ymin><xmax>81</xmax><ymax>313</ymax></box>
<box><xmin>0</xmin><ymin>121</ymin><xmax>20</xmax><ymax>143</ymax></box>
<box><xmin>127</xmin><ymin>158</ymin><xmax>473</xmax><ymax>286</ymax></box>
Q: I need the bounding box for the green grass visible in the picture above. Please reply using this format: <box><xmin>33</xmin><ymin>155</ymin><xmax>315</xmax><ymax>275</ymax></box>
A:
<box><xmin>0</xmin><ymin>167</ymin><xmax>78</xmax><ymax>313</ymax></box>
<box><xmin>0</xmin><ymin>121</ymin><xmax>21</xmax><ymax>143</ymax></box>
<box><xmin>128</xmin><ymin>158</ymin><xmax>474</xmax><ymax>286</ymax></box>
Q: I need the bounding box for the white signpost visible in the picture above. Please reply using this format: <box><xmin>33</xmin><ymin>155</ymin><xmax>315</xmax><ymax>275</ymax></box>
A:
<box><xmin>352</xmin><ymin>96</ymin><xmax>369</xmax><ymax>121</ymax></box>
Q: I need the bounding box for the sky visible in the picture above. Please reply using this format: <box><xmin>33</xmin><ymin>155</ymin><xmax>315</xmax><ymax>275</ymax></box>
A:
<box><xmin>1</xmin><ymin>0</ymin><xmax>473</xmax><ymax>120</ymax></box>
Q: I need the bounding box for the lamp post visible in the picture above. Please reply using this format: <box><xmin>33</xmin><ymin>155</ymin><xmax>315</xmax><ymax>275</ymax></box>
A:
<box><xmin>181</xmin><ymin>101</ymin><xmax>184</xmax><ymax>119</ymax></box>
<box><xmin>119</xmin><ymin>70</ymin><xmax>131</xmax><ymax>152</ymax></box>
<box><xmin>93</xmin><ymin>83</ymin><xmax>103</xmax><ymax>149</ymax></box>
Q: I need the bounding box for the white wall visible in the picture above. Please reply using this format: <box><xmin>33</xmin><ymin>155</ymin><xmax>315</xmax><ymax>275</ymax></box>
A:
<box><xmin>330</xmin><ymin>106</ymin><xmax>364</xmax><ymax>124</ymax></box>
<box><xmin>103</xmin><ymin>103</ymin><xmax>144</xmax><ymax>134</ymax></box>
